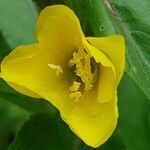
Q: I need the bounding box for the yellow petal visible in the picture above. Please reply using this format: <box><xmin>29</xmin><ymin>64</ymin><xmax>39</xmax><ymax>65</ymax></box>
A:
<box><xmin>0</xmin><ymin>44</ymin><xmax>76</xmax><ymax>116</ymax></box>
<box><xmin>7</xmin><ymin>81</ymin><xmax>41</xmax><ymax>98</ymax></box>
<box><xmin>1</xmin><ymin>44</ymin><xmax>40</xmax><ymax>98</ymax></box>
<box><xmin>87</xmin><ymin>35</ymin><xmax>125</xmax><ymax>84</ymax></box>
<box><xmin>85</xmin><ymin>42</ymin><xmax>116</xmax><ymax>103</ymax></box>
<box><xmin>66</xmin><ymin>86</ymin><xmax>118</xmax><ymax>147</ymax></box>
<box><xmin>36</xmin><ymin>5</ymin><xmax>85</xmax><ymax>56</ymax></box>
<box><xmin>0</xmin><ymin>5</ymin><xmax>87</xmax><ymax>118</ymax></box>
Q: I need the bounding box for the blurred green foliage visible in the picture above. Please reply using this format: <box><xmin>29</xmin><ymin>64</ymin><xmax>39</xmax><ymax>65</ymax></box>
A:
<box><xmin>0</xmin><ymin>0</ymin><xmax>150</xmax><ymax>150</ymax></box>
<box><xmin>108</xmin><ymin>0</ymin><xmax>150</xmax><ymax>101</ymax></box>
<box><xmin>9</xmin><ymin>113</ymin><xmax>75</xmax><ymax>150</ymax></box>
<box><xmin>0</xmin><ymin>98</ymin><xmax>29</xmax><ymax>150</ymax></box>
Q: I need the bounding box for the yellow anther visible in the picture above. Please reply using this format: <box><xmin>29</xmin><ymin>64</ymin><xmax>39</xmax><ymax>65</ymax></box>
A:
<box><xmin>70</xmin><ymin>81</ymin><xmax>81</xmax><ymax>92</ymax></box>
<box><xmin>69</xmin><ymin>91</ymin><xmax>82</xmax><ymax>102</ymax></box>
<box><xmin>70</xmin><ymin>47</ymin><xmax>95</xmax><ymax>91</ymax></box>
<box><xmin>48</xmin><ymin>64</ymin><xmax>63</xmax><ymax>77</ymax></box>
<box><xmin>68</xmin><ymin>47</ymin><xmax>98</xmax><ymax>102</ymax></box>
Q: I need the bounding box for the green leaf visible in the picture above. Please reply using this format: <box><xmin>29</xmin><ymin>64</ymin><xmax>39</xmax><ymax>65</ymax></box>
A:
<box><xmin>0</xmin><ymin>0</ymin><xmax>37</xmax><ymax>48</ymax></box>
<box><xmin>0</xmin><ymin>94</ymin><xmax>29</xmax><ymax>150</ymax></box>
<box><xmin>9</xmin><ymin>113</ymin><xmax>75</xmax><ymax>150</ymax></box>
<box><xmin>115</xmin><ymin>74</ymin><xmax>150</xmax><ymax>150</ymax></box>
<box><xmin>103</xmin><ymin>0</ymin><xmax>150</xmax><ymax>100</ymax></box>
<box><xmin>0</xmin><ymin>32</ymin><xmax>10</xmax><ymax>62</ymax></box>
<box><xmin>33</xmin><ymin>0</ymin><xmax>65</xmax><ymax>9</ymax></box>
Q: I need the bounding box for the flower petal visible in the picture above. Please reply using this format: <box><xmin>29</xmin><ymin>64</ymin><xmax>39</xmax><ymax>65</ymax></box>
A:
<box><xmin>36</xmin><ymin>5</ymin><xmax>84</xmax><ymax>56</ymax></box>
<box><xmin>67</xmin><ymin>87</ymin><xmax>118</xmax><ymax>147</ymax></box>
<box><xmin>87</xmin><ymin>35</ymin><xmax>125</xmax><ymax>84</ymax></box>
<box><xmin>7</xmin><ymin>81</ymin><xmax>41</xmax><ymax>98</ymax></box>
<box><xmin>1</xmin><ymin>44</ymin><xmax>40</xmax><ymax>97</ymax></box>
<box><xmin>85</xmin><ymin>42</ymin><xmax>116</xmax><ymax>103</ymax></box>
<box><xmin>0</xmin><ymin>44</ymin><xmax>76</xmax><ymax>116</ymax></box>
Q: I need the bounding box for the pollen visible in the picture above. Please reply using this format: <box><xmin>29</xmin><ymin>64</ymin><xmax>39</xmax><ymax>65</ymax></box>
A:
<box><xmin>69</xmin><ymin>91</ymin><xmax>82</xmax><ymax>102</ymax></box>
<box><xmin>70</xmin><ymin>81</ymin><xmax>81</xmax><ymax>91</ymax></box>
<box><xmin>69</xmin><ymin>47</ymin><xmax>98</xmax><ymax>102</ymax></box>
<box><xmin>48</xmin><ymin>64</ymin><xmax>63</xmax><ymax>77</ymax></box>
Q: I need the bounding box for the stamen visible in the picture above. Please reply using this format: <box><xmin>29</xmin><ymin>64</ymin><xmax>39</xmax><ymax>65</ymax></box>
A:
<box><xmin>69</xmin><ymin>91</ymin><xmax>82</xmax><ymax>103</ymax></box>
<box><xmin>48</xmin><ymin>64</ymin><xmax>63</xmax><ymax>77</ymax></box>
<box><xmin>70</xmin><ymin>81</ymin><xmax>81</xmax><ymax>91</ymax></box>
<box><xmin>70</xmin><ymin>48</ymin><xmax>95</xmax><ymax>91</ymax></box>
<box><xmin>68</xmin><ymin>47</ymin><xmax>98</xmax><ymax>102</ymax></box>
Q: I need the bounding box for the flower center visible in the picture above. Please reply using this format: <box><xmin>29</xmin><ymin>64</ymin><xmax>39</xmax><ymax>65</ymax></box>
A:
<box><xmin>69</xmin><ymin>47</ymin><xmax>98</xmax><ymax>102</ymax></box>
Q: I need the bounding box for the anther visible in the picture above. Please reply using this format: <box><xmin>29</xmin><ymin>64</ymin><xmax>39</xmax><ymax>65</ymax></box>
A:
<box><xmin>48</xmin><ymin>64</ymin><xmax>63</xmax><ymax>77</ymax></box>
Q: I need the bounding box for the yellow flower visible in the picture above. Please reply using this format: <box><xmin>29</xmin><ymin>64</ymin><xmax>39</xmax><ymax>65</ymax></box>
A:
<box><xmin>0</xmin><ymin>5</ymin><xmax>125</xmax><ymax>147</ymax></box>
